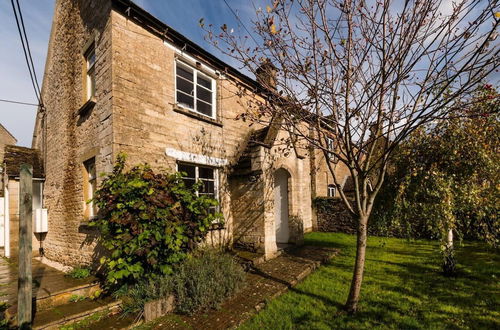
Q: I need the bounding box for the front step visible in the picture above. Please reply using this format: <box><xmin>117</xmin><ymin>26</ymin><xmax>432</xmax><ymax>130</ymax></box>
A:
<box><xmin>32</xmin><ymin>297</ymin><xmax>121</xmax><ymax>329</ymax></box>
<box><xmin>233</xmin><ymin>249</ymin><xmax>266</xmax><ymax>270</ymax></box>
<box><xmin>5</xmin><ymin>282</ymin><xmax>101</xmax><ymax>319</ymax></box>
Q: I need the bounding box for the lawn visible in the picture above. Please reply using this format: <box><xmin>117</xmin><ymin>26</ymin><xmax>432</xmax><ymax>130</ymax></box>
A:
<box><xmin>241</xmin><ymin>233</ymin><xmax>500</xmax><ymax>330</ymax></box>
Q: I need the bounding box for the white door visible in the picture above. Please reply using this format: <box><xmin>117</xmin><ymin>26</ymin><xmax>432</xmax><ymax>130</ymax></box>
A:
<box><xmin>0</xmin><ymin>197</ymin><xmax>4</xmax><ymax>247</ymax></box>
<box><xmin>275</xmin><ymin>169</ymin><xmax>290</xmax><ymax>243</ymax></box>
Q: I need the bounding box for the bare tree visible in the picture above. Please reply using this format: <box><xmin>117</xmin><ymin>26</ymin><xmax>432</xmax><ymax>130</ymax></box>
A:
<box><xmin>204</xmin><ymin>0</ymin><xmax>499</xmax><ymax>312</ymax></box>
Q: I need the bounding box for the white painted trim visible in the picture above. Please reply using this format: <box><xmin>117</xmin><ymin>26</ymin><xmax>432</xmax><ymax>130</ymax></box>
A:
<box><xmin>4</xmin><ymin>186</ymin><xmax>10</xmax><ymax>258</ymax></box>
<box><xmin>166</xmin><ymin>148</ymin><xmax>228</xmax><ymax>167</ymax></box>
<box><xmin>174</xmin><ymin>59</ymin><xmax>217</xmax><ymax>120</ymax></box>
<box><xmin>164</xmin><ymin>41</ymin><xmax>218</xmax><ymax>76</ymax></box>
<box><xmin>0</xmin><ymin>197</ymin><xmax>4</xmax><ymax>247</ymax></box>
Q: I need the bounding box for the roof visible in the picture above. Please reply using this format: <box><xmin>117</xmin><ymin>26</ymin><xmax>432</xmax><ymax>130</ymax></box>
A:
<box><xmin>3</xmin><ymin>145</ymin><xmax>44</xmax><ymax>179</ymax></box>
<box><xmin>112</xmin><ymin>0</ymin><xmax>263</xmax><ymax>92</ymax></box>
<box><xmin>342</xmin><ymin>176</ymin><xmax>355</xmax><ymax>192</ymax></box>
<box><xmin>0</xmin><ymin>123</ymin><xmax>17</xmax><ymax>145</ymax></box>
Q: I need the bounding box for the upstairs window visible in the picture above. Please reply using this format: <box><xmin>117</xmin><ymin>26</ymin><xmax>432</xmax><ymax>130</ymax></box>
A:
<box><xmin>178</xmin><ymin>162</ymin><xmax>218</xmax><ymax>213</ymax></box>
<box><xmin>326</xmin><ymin>137</ymin><xmax>335</xmax><ymax>161</ymax></box>
<box><xmin>85</xmin><ymin>44</ymin><xmax>96</xmax><ymax>101</ymax></box>
<box><xmin>83</xmin><ymin>158</ymin><xmax>97</xmax><ymax>218</ymax></box>
<box><xmin>327</xmin><ymin>184</ymin><xmax>336</xmax><ymax>197</ymax></box>
<box><xmin>175</xmin><ymin>61</ymin><xmax>215</xmax><ymax>118</ymax></box>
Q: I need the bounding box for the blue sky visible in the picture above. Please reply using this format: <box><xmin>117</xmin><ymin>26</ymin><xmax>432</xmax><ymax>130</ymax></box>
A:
<box><xmin>0</xmin><ymin>0</ymin><xmax>261</xmax><ymax>147</ymax></box>
<box><xmin>0</xmin><ymin>1</ymin><xmax>497</xmax><ymax>147</ymax></box>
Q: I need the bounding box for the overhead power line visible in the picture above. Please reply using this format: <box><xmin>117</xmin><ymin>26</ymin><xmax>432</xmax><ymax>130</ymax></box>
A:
<box><xmin>0</xmin><ymin>98</ymin><xmax>39</xmax><ymax>107</ymax></box>
<box><xmin>10</xmin><ymin>0</ymin><xmax>43</xmax><ymax>106</ymax></box>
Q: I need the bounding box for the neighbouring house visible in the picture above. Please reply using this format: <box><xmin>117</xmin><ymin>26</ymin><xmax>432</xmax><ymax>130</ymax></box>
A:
<box><xmin>0</xmin><ymin>126</ymin><xmax>45</xmax><ymax>257</ymax></box>
<box><xmin>0</xmin><ymin>123</ymin><xmax>17</xmax><ymax>253</ymax></box>
<box><xmin>2</xmin><ymin>146</ymin><xmax>45</xmax><ymax>257</ymax></box>
<box><xmin>28</xmin><ymin>0</ymin><xmax>353</xmax><ymax>268</ymax></box>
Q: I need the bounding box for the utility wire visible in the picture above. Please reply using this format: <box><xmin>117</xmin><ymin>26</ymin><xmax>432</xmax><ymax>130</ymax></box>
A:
<box><xmin>0</xmin><ymin>98</ymin><xmax>39</xmax><ymax>107</ymax></box>
<box><xmin>10</xmin><ymin>0</ymin><xmax>42</xmax><ymax>106</ymax></box>
<box><xmin>15</xmin><ymin>0</ymin><xmax>42</xmax><ymax>98</ymax></box>
<box><xmin>222</xmin><ymin>0</ymin><xmax>260</xmax><ymax>46</ymax></box>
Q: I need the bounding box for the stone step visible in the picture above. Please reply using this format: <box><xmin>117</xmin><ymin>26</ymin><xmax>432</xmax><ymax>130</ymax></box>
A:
<box><xmin>32</xmin><ymin>296</ymin><xmax>121</xmax><ymax>330</ymax></box>
<box><xmin>5</xmin><ymin>281</ymin><xmax>101</xmax><ymax>318</ymax></box>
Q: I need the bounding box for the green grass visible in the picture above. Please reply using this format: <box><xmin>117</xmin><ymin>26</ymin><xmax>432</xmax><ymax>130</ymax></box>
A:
<box><xmin>241</xmin><ymin>233</ymin><xmax>499</xmax><ymax>330</ymax></box>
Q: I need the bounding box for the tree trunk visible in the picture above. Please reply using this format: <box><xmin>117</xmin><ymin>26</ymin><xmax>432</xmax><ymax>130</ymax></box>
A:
<box><xmin>344</xmin><ymin>214</ymin><xmax>368</xmax><ymax>313</ymax></box>
<box><xmin>446</xmin><ymin>228</ymin><xmax>453</xmax><ymax>250</ymax></box>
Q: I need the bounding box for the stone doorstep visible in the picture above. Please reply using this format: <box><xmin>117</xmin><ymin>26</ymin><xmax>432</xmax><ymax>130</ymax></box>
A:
<box><xmin>5</xmin><ymin>282</ymin><xmax>101</xmax><ymax>320</ymax></box>
<box><xmin>236</xmin><ymin>249</ymin><xmax>338</xmax><ymax>329</ymax></box>
<box><xmin>32</xmin><ymin>298</ymin><xmax>122</xmax><ymax>330</ymax></box>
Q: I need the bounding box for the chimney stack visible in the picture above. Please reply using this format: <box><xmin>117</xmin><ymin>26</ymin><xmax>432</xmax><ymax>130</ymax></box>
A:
<box><xmin>256</xmin><ymin>59</ymin><xmax>277</xmax><ymax>91</ymax></box>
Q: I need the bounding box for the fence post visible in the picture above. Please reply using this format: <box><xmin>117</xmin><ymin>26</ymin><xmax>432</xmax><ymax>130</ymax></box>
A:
<box><xmin>18</xmin><ymin>164</ymin><xmax>33</xmax><ymax>328</ymax></box>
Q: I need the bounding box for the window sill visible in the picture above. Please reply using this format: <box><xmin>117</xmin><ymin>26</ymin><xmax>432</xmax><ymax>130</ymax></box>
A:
<box><xmin>77</xmin><ymin>98</ymin><xmax>96</xmax><ymax>116</ymax></box>
<box><xmin>173</xmin><ymin>105</ymin><xmax>223</xmax><ymax>127</ymax></box>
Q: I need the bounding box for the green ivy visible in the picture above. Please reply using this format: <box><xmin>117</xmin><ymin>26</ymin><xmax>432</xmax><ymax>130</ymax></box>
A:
<box><xmin>90</xmin><ymin>154</ymin><xmax>223</xmax><ymax>288</ymax></box>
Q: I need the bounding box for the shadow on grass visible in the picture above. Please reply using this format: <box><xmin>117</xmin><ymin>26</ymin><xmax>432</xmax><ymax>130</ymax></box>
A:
<box><xmin>243</xmin><ymin>233</ymin><xmax>499</xmax><ymax>330</ymax></box>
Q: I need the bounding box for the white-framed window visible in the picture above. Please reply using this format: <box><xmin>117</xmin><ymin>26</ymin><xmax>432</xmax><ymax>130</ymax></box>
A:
<box><xmin>175</xmin><ymin>61</ymin><xmax>216</xmax><ymax>118</ymax></box>
<box><xmin>326</xmin><ymin>137</ymin><xmax>335</xmax><ymax>161</ymax></box>
<box><xmin>85</xmin><ymin>44</ymin><xmax>96</xmax><ymax>101</ymax></box>
<box><xmin>327</xmin><ymin>184</ymin><xmax>336</xmax><ymax>197</ymax></box>
<box><xmin>177</xmin><ymin>162</ymin><xmax>219</xmax><ymax>213</ymax></box>
<box><xmin>83</xmin><ymin>158</ymin><xmax>97</xmax><ymax>218</ymax></box>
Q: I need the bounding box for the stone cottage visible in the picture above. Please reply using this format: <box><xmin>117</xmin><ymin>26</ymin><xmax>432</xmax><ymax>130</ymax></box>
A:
<box><xmin>0</xmin><ymin>123</ymin><xmax>17</xmax><ymax>255</ymax></box>
<box><xmin>30</xmin><ymin>0</ymin><xmax>352</xmax><ymax>268</ymax></box>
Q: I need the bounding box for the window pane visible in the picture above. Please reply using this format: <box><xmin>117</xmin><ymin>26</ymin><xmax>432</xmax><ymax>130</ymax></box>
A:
<box><xmin>177</xmin><ymin>64</ymin><xmax>193</xmax><ymax>81</ymax></box>
<box><xmin>199</xmin><ymin>167</ymin><xmax>214</xmax><ymax>179</ymax></box>
<box><xmin>177</xmin><ymin>77</ymin><xmax>194</xmax><ymax>95</ymax></box>
<box><xmin>197</xmin><ymin>86</ymin><xmax>212</xmax><ymax>104</ymax></box>
<box><xmin>86</xmin><ymin>49</ymin><xmax>95</xmax><ymax>69</ymax></box>
<box><xmin>196</xmin><ymin>100</ymin><xmax>212</xmax><ymax>116</ymax></box>
<box><xmin>197</xmin><ymin>75</ymin><xmax>211</xmax><ymax>89</ymax></box>
<box><xmin>200</xmin><ymin>180</ymin><xmax>214</xmax><ymax>194</ymax></box>
<box><xmin>182</xmin><ymin>178</ymin><xmax>196</xmax><ymax>189</ymax></box>
<box><xmin>178</xmin><ymin>164</ymin><xmax>195</xmax><ymax>178</ymax></box>
<box><xmin>177</xmin><ymin>92</ymin><xmax>194</xmax><ymax>108</ymax></box>
<box><xmin>88</xmin><ymin>69</ymin><xmax>96</xmax><ymax>99</ymax></box>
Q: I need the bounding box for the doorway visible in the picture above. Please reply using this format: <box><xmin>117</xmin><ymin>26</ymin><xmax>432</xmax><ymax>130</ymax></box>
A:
<box><xmin>274</xmin><ymin>168</ymin><xmax>290</xmax><ymax>243</ymax></box>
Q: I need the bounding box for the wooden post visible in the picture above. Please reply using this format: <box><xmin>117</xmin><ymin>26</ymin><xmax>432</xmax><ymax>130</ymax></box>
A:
<box><xmin>18</xmin><ymin>164</ymin><xmax>33</xmax><ymax>328</ymax></box>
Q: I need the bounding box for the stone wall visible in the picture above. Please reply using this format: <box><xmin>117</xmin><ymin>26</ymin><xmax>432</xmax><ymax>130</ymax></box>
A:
<box><xmin>34</xmin><ymin>0</ymin><xmax>317</xmax><ymax>266</ymax></box>
<box><xmin>315</xmin><ymin>197</ymin><xmax>357</xmax><ymax>234</ymax></box>
<box><xmin>33</xmin><ymin>0</ymin><xmax>114</xmax><ymax>266</ymax></box>
<box><xmin>110</xmin><ymin>11</ymin><xmax>315</xmax><ymax>258</ymax></box>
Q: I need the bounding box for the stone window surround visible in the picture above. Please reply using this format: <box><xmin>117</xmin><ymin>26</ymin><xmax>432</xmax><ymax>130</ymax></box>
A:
<box><xmin>79</xmin><ymin>147</ymin><xmax>99</xmax><ymax>223</ymax></box>
<box><xmin>78</xmin><ymin>34</ymin><xmax>97</xmax><ymax>116</ymax></box>
<box><xmin>174</xmin><ymin>59</ymin><xmax>217</xmax><ymax>120</ymax></box>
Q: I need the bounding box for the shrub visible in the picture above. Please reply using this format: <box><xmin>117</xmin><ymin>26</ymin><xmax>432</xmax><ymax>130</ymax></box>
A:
<box><xmin>116</xmin><ymin>250</ymin><xmax>245</xmax><ymax>317</ymax></box>
<box><xmin>116</xmin><ymin>275</ymin><xmax>173</xmax><ymax>315</ymax></box>
<box><xmin>66</xmin><ymin>267</ymin><xmax>91</xmax><ymax>279</ymax></box>
<box><xmin>90</xmin><ymin>154</ymin><xmax>223</xmax><ymax>288</ymax></box>
<box><xmin>0</xmin><ymin>302</ymin><xmax>8</xmax><ymax>329</ymax></box>
<box><xmin>172</xmin><ymin>250</ymin><xmax>245</xmax><ymax>315</ymax></box>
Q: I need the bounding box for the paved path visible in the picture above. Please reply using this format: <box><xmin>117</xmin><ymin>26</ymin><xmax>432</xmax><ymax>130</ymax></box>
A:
<box><xmin>0</xmin><ymin>255</ymin><xmax>94</xmax><ymax>308</ymax></box>
<box><xmin>138</xmin><ymin>245</ymin><xmax>339</xmax><ymax>329</ymax></box>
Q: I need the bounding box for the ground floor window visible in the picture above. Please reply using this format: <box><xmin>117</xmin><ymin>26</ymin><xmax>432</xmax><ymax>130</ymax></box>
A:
<box><xmin>83</xmin><ymin>157</ymin><xmax>97</xmax><ymax>218</ymax></box>
<box><xmin>178</xmin><ymin>162</ymin><xmax>218</xmax><ymax>213</ymax></box>
<box><xmin>327</xmin><ymin>184</ymin><xmax>336</xmax><ymax>197</ymax></box>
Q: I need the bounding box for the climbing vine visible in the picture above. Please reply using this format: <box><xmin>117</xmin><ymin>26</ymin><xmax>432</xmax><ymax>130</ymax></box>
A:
<box><xmin>90</xmin><ymin>154</ymin><xmax>223</xmax><ymax>288</ymax></box>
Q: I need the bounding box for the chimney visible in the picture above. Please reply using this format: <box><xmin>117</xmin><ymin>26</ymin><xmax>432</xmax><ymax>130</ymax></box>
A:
<box><xmin>256</xmin><ymin>59</ymin><xmax>277</xmax><ymax>91</ymax></box>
